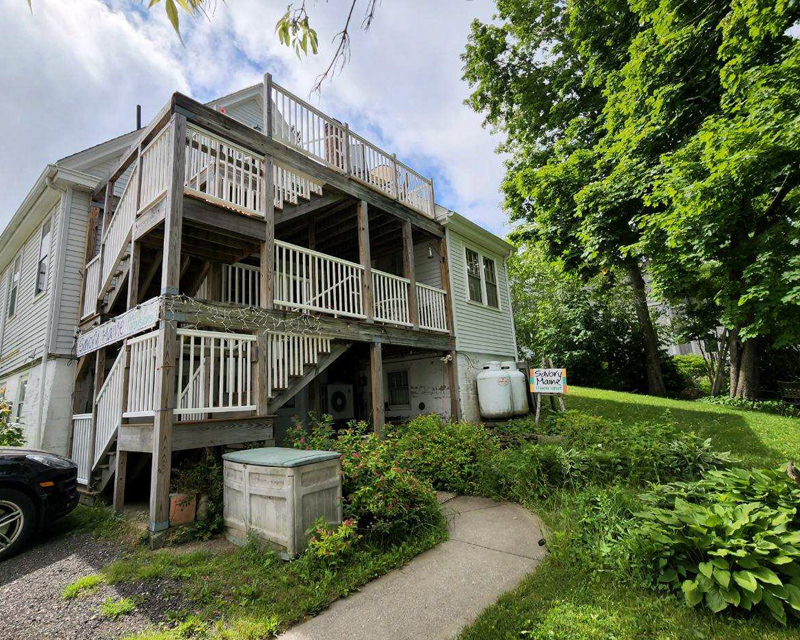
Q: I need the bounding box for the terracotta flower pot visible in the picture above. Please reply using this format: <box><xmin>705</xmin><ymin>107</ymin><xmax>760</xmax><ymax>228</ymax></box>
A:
<box><xmin>169</xmin><ymin>493</ymin><xmax>197</xmax><ymax>526</ymax></box>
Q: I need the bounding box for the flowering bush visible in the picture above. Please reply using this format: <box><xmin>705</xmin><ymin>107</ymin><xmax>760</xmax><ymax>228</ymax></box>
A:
<box><xmin>289</xmin><ymin>416</ymin><xmax>443</xmax><ymax>543</ymax></box>
<box><xmin>288</xmin><ymin>412</ymin><xmax>335</xmax><ymax>450</ymax></box>
<box><xmin>0</xmin><ymin>388</ymin><xmax>23</xmax><ymax>447</ymax></box>
<box><xmin>391</xmin><ymin>414</ymin><xmax>498</xmax><ymax>495</ymax></box>
<box><xmin>305</xmin><ymin>517</ymin><xmax>360</xmax><ymax>567</ymax></box>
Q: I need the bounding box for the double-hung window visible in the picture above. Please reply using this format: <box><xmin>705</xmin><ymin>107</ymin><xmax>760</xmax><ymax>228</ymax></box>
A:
<box><xmin>464</xmin><ymin>247</ymin><xmax>500</xmax><ymax>309</ymax></box>
<box><xmin>483</xmin><ymin>257</ymin><xmax>499</xmax><ymax>308</ymax></box>
<box><xmin>466</xmin><ymin>249</ymin><xmax>483</xmax><ymax>303</ymax></box>
<box><xmin>7</xmin><ymin>253</ymin><xmax>22</xmax><ymax>318</ymax></box>
<box><xmin>35</xmin><ymin>219</ymin><xmax>51</xmax><ymax>296</ymax></box>
<box><xmin>387</xmin><ymin>370</ymin><xmax>410</xmax><ymax>408</ymax></box>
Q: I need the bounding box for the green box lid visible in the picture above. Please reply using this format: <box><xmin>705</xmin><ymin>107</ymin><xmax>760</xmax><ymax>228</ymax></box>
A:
<box><xmin>222</xmin><ymin>447</ymin><xmax>341</xmax><ymax>468</ymax></box>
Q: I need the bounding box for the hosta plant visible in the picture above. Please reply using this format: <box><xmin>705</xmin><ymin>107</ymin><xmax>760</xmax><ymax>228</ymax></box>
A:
<box><xmin>628</xmin><ymin>467</ymin><xmax>800</xmax><ymax>623</ymax></box>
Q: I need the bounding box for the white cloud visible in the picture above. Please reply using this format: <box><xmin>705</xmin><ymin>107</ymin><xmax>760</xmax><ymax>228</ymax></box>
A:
<box><xmin>1</xmin><ymin>0</ymin><xmax>509</xmax><ymax>235</ymax></box>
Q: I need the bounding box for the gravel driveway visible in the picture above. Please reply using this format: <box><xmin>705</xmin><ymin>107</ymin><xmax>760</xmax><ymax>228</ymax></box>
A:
<box><xmin>0</xmin><ymin>530</ymin><xmax>189</xmax><ymax>640</ymax></box>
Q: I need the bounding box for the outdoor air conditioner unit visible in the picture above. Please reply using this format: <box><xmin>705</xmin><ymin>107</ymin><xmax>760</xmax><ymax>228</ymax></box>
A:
<box><xmin>327</xmin><ymin>384</ymin><xmax>354</xmax><ymax>421</ymax></box>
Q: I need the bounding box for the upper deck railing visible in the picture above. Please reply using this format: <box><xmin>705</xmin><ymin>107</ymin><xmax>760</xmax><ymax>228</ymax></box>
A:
<box><xmin>266</xmin><ymin>79</ymin><xmax>435</xmax><ymax>218</ymax></box>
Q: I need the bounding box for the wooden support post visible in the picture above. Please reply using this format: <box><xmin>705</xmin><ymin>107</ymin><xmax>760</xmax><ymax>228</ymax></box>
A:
<box><xmin>308</xmin><ymin>218</ymin><xmax>316</xmax><ymax>250</ymax></box>
<box><xmin>256</xmin><ymin>330</ymin><xmax>269</xmax><ymax>416</ymax></box>
<box><xmin>260</xmin><ymin>156</ymin><xmax>275</xmax><ymax>309</ymax></box>
<box><xmin>85</xmin><ymin>204</ymin><xmax>102</xmax><ymax>263</ymax></box>
<box><xmin>149</xmin><ymin>320</ymin><xmax>177</xmax><ymax>533</ymax></box>
<box><xmin>127</xmin><ymin>239</ymin><xmax>141</xmax><ymax>309</ymax></box>
<box><xmin>308</xmin><ymin>378</ymin><xmax>321</xmax><ymax>416</ymax></box>
<box><xmin>102</xmin><ymin>180</ymin><xmax>116</xmax><ymax>236</ymax></box>
<box><xmin>358</xmin><ymin>201</ymin><xmax>374</xmax><ymax>322</ymax></box>
<box><xmin>113</xmin><ymin>450</ymin><xmax>128</xmax><ymax>512</ymax></box>
<box><xmin>160</xmin><ymin>113</ymin><xmax>186</xmax><ymax>295</ymax></box>
<box><xmin>438</xmin><ymin>236</ymin><xmax>455</xmax><ymax>336</ymax></box>
<box><xmin>263</xmin><ymin>72</ymin><xmax>273</xmax><ymax>139</ymax></box>
<box><xmin>209</xmin><ymin>261</ymin><xmax>223</xmax><ymax>303</ymax></box>
<box><xmin>370</xmin><ymin>341</ymin><xmax>384</xmax><ymax>437</ymax></box>
<box><xmin>447</xmin><ymin>350</ymin><xmax>460</xmax><ymax>421</ymax></box>
<box><xmin>343</xmin><ymin>123</ymin><xmax>351</xmax><ymax>175</ymax></box>
<box><xmin>402</xmin><ymin>221</ymin><xmax>419</xmax><ymax>329</ymax></box>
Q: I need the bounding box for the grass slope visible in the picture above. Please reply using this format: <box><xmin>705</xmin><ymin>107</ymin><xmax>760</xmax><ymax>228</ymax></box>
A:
<box><xmin>567</xmin><ymin>386</ymin><xmax>800</xmax><ymax>468</ymax></box>
<box><xmin>458</xmin><ymin>386</ymin><xmax>800</xmax><ymax>640</ymax></box>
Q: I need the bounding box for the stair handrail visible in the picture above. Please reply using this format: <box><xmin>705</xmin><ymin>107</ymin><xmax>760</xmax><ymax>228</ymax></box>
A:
<box><xmin>93</xmin><ymin>348</ymin><xmax>127</xmax><ymax>468</ymax></box>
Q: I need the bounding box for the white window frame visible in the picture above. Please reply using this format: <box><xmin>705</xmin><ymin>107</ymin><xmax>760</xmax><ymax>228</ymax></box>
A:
<box><xmin>7</xmin><ymin>252</ymin><xmax>23</xmax><ymax>319</ymax></box>
<box><xmin>386</xmin><ymin>369</ymin><xmax>411</xmax><ymax>411</ymax></box>
<box><xmin>34</xmin><ymin>218</ymin><xmax>52</xmax><ymax>298</ymax></box>
<box><xmin>463</xmin><ymin>245</ymin><xmax>502</xmax><ymax>311</ymax></box>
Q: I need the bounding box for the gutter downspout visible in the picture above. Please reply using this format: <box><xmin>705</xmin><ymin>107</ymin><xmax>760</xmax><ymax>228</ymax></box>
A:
<box><xmin>35</xmin><ymin>173</ymin><xmax>66</xmax><ymax>449</ymax></box>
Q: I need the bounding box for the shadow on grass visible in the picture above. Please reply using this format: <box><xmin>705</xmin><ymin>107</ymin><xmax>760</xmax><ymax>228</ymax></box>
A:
<box><xmin>566</xmin><ymin>389</ymin><xmax>796</xmax><ymax>468</ymax></box>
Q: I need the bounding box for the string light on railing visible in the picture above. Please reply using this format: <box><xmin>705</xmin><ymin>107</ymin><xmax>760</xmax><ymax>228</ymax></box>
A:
<box><xmin>162</xmin><ymin>294</ymin><xmax>326</xmax><ymax>337</ymax></box>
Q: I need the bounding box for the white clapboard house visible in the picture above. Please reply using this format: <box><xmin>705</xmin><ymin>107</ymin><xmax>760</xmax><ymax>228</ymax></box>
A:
<box><xmin>0</xmin><ymin>77</ymin><xmax>518</xmax><ymax>533</ymax></box>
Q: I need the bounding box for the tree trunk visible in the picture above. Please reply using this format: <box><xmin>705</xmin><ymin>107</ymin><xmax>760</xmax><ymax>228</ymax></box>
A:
<box><xmin>710</xmin><ymin>329</ymin><xmax>728</xmax><ymax>397</ymax></box>
<box><xmin>734</xmin><ymin>337</ymin><xmax>759</xmax><ymax>400</ymax></box>
<box><xmin>729</xmin><ymin>327</ymin><xmax>741</xmax><ymax>398</ymax></box>
<box><xmin>627</xmin><ymin>262</ymin><xmax>667</xmax><ymax>396</ymax></box>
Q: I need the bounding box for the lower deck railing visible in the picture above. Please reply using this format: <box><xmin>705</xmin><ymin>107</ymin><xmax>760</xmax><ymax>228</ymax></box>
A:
<box><xmin>215</xmin><ymin>241</ymin><xmax>448</xmax><ymax>331</ymax></box>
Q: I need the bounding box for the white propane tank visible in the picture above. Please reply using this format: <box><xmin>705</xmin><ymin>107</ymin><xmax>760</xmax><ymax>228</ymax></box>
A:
<box><xmin>502</xmin><ymin>361</ymin><xmax>529</xmax><ymax>416</ymax></box>
<box><xmin>477</xmin><ymin>361</ymin><xmax>514</xmax><ymax>419</ymax></box>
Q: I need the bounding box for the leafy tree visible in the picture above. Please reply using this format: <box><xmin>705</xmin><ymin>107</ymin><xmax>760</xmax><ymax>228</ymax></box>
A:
<box><xmin>508</xmin><ymin>241</ymin><xmax>678</xmax><ymax>393</ymax></box>
<box><xmin>462</xmin><ymin>0</ymin><xmax>674</xmax><ymax>395</ymax></box>
<box><xmin>644</xmin><ymin>0</ymin><xmax>800</xmax><ymax>398</ymax></box>
<box><xmin>464</xmin><ymin>0</ymin><xmax>800</xmax><ymax>399</ymax></box>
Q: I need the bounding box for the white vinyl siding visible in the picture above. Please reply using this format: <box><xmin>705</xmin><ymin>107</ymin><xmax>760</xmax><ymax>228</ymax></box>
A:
<box><xmin>447</xmin><ymin>229</ymin><xmax>516</xmax><ymax>357</ymax></box>
<box><xmin>0</xmin><ymin>203</ymin><xmax>60</xmax><ymax>376</ymax></box>
<box><xmin>413</xmin><ymin>240</ymin><xmax>442</xmax><ymax>288</ymax></box>
<box><xmin>224</xmin><ymin>97</ymin><xmax>263</xmax><ymax>131</ymax></box>
<box><xmin>55</xmin><ymin>189</ymin><xmax>92</xmax><ymax>354</ymax></box>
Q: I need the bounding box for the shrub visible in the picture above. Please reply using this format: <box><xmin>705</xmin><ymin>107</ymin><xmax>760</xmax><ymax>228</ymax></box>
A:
<box><xmin>698</xmin><ymin>395</ymin><xmax>800</xmax><ymax>418</ymax></box>
<box><xmin>487</xmin><ymin>444</ymin><xmax>570</xmax><ymax>502</ymax></box>
<box><xmin>305</xmin><ymin>517</ymin><xmax>360</xmax><ymax>567</ymax></box>
<box><xmin>391</xmin><ymin>415</ymin><xmax>499</xmax><ymax>494</ymax></box>
<box><xmin>544</xmin><ymin>487</ymin><xmax>640</xmax><ymax>572</ymax></box>
<box><xmin>0</xmin><ymin>389</ymin><xmax>23</xmax><ymax>447</ymax></box>
<box><xmin>483</xmin><ymin>412</ymin><xmax>734</xmax><ymax>504</ymax></box>
<box><xmin>289</xmin><ymin>417</ymin><xmax>444</xmax><ymax>543</ymax></box>
<box><xmin>546</xmin><ymin>411</ymin><xmax>735</xmax><ymax>484</ymax></box>
<box><xmin>626</xmin><ymin>467</ymin><xmax>800</xmax><ymax>623</ymax></box>
<box><xmin>170</xmin><ymin>450</ymin><xmax>224</xmax><ymax>540</ymax></box>
<box><xmin>672</xmin><ymin>354</ymin><xmax>708</xmax><ymax>383</ymax></box>
<box><xmin>288</xmin><ymin>412</ymin><xmax>335</xmax><ymax>450</ymax></box>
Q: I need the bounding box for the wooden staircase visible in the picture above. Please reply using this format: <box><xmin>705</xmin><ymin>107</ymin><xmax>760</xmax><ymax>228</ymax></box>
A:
<box><xmin>268</xmin><ymin>342</ymin><xmax>351</xmax><ymax>413</ymax></box>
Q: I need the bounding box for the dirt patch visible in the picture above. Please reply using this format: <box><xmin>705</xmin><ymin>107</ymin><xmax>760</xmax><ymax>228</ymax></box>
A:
<box><xmin>0</xmin><ymin>532</ymin><xmax>192</xmax><ymax>640</ymax></box>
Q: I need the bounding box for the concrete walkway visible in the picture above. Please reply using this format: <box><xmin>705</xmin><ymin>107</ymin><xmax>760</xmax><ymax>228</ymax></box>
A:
<box><xmin>279</xmin><ymin>495</ymin><xmax>546</xmax><ymax>640</ymax></box>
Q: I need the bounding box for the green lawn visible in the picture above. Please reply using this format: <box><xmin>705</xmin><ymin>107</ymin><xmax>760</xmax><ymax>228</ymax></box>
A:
<box><xmin>458</xmin><ymin>386</ymin><xmax>800</xmax><ymax>640</ymax></box>
<box><xmin>567</xmin><ymin>386</ymin><xmax>800</xmax><ymax>468</ymax></box>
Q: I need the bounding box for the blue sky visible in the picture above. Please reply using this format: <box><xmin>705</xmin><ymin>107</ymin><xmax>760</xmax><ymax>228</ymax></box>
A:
<box><xmin>0</xmin><ymin>0</ymin><xmax>510</xmax><ymax>235</ymax></box>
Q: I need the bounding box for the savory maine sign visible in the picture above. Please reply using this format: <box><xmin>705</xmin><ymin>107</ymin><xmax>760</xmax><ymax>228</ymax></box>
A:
<box><xmin>76</xmin><ymin>298</ymin><xmax>160</xmax><ymax>357</ymax></box>
<box><xmin>530</xmin><ymin>368</ymin><xmax>568</xmax><ymax>395</ymax></box>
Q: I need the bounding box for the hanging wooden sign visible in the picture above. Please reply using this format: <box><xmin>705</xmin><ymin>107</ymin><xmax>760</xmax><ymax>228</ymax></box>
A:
<box><xmin>76</xmin><ymin>298</ymin><xmax>160</xmax><ymax>357</ymax></box>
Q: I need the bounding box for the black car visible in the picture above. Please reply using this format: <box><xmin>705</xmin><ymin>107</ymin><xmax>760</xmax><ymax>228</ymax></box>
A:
<box><xmin>0</xmin><ymin>448</ymin><xmax>80</xmax><ymax>561</ymax></box>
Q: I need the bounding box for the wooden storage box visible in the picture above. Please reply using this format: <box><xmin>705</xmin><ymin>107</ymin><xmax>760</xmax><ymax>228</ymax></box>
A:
<box><xmin>222</xmin><ymin>447</ymin><xmax>342</xmax><ymax>556</ymax></box>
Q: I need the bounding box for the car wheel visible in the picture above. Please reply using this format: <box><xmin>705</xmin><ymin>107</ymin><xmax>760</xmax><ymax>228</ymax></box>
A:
<box><xmin>0</xmin><ymin>488</ymin><xmax>36</xmax><ymax>562</ymax></box>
